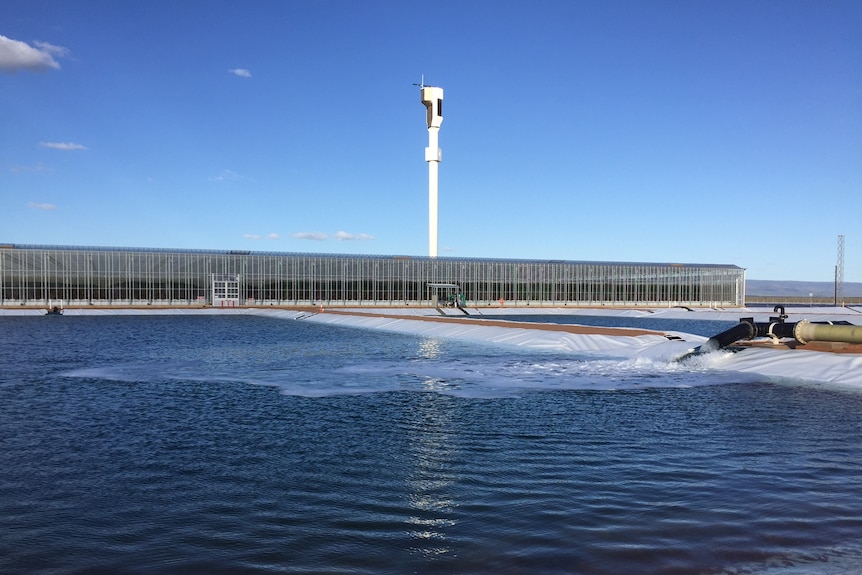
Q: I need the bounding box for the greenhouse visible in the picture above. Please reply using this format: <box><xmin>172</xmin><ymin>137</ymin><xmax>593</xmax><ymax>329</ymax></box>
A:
<box><xmin>0</xmin><ymin>244</ymin><xmax>745</xmax><ymax>308</ymax></box>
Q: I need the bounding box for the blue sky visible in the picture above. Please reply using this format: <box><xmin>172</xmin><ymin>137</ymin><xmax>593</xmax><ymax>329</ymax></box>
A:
<box><xmin>2</xmin><ymin>1</ymin><xmax>860</xmax><ymax>282</ymax></box>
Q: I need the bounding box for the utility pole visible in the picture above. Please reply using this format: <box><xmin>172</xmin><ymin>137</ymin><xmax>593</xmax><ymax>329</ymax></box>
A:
<box><xmin>835</xmin><ymin>234</ymin><xmax>845</xmax><ymax>306</ymax></box>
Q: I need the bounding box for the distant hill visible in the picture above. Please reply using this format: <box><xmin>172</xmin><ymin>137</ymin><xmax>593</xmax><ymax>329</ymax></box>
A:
<box><xmin>746</xmin><ymin>279</ymin><xmax>862</xmax><ymax>297</ymax></box>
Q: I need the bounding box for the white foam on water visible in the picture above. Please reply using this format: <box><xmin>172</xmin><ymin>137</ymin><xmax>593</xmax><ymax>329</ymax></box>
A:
<box><xmin>59</xmin><ymin>350</ymin><xmax>752</xmax><ymax>399</ymax></box>
<box><xmin>60</xmin><ymin>365</ymin><xmax>159</xmax><ymax>384</ymax></box>
<box><xmin>331</xmin><ymin>352</ymin><xmax>760</xmax><ymax>399</ymax></box>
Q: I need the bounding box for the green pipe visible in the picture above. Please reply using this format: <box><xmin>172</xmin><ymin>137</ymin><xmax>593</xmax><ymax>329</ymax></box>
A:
<box><xmin>793</xmin><ymin>320</ymin><xmax>862</xmax><ymax>345</ymax></box>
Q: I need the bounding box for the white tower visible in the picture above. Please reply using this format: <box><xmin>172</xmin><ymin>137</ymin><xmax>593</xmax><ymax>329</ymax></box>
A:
<box><xmin>421</xmin><ymin>85</ymin><xmax>444</xmax><ymax>257</ymax></box>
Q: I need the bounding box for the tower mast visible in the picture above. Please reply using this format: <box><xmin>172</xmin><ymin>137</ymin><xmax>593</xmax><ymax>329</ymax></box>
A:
<box><xmin>419</xmin><ymin>80</ymin><xmax>444</xmax><ymax>258</ymax></box>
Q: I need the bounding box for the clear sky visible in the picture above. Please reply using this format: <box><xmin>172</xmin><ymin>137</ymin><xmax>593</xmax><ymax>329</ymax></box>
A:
<box><xmin>2</xmin><ymin>1</ymin><xmax>860</xmax><ymax>282</ymax></box>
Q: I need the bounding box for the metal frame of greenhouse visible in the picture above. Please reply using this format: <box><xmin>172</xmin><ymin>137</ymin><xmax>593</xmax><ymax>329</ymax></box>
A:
<box><xmin>0</xmin><ymin>244</ymin><xmax>745</xmax><ymax>308</ymax></box>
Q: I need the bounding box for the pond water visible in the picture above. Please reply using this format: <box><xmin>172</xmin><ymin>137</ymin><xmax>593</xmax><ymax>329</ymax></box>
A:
<box><xmin>2</xmin><ymin>314</ymin><xmax>861</xmax><ymax>574</ymax></box>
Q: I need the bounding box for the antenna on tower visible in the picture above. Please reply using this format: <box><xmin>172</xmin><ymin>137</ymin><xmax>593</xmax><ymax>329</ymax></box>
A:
<box><xmin>835</xmin><ymin>234</ymin><xmax>845</xmax><ymax>306</ymax></box>
<box><xmin>412</xmin><ymin>74</ymin><xmax>426</xmax><ymax>89</ymax></box>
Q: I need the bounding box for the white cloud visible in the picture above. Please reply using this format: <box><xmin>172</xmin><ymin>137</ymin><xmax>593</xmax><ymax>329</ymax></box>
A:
<box><xmin>210</xmin><ymin>169</ymin><xmax>252</xmax><ymax>182</ymax></box>
<box><xmin>292</xmin><ymin>232</ymin><xmax>329</xmax><ymax>241</ymax></box>
<box><xmin>9</xmin><ymin>162</ymin><xmax>50</xmax><ymax>173</ymax></box>
<box><xmin>0</xmin><ymin>35</ymin><xmax>67</xmax><ymax>72</ymax></box>
<box><xmin>229</xmin><ymin>68</ymin><xmax>252</xmax><ymax>78</ymax></box>
<box><xmin>290</xmin><ymin>231</ymin><xmax>376</xmax><ymax>241</ymax></box>
<box><xmin>28</xmin><ymin>202</ymin><xmax>56</xmax><ymax>210</ymax></box>
<box><xmin>34</xmin><ymin>41</ymin><xmax>69</xmax><ymax>59</ymax></box>
<box><xmin>336</xmin><ymin>231</ymin><xmax>376</xmax><ymax>241</ymax></box>
<box><xmin>40</xmin><ymin>141</ymin><xmax>87</xmax><ymax>151</ymax></box>
<box><xmin>211</xmin><ymin>169</ymin><xmax>238</xmax><ymax>182</ymax></box>
<box><xmin>244</xmin><ymin>233</ymin><xmax>281</xmax><ymax>240</ymax></box>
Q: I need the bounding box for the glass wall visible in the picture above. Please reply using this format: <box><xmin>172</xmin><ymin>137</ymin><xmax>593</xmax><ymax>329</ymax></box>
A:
<box><xmin>0</xmin><ymin>245</ymin><xmax>745</xmax><ymax>307</ymax></box>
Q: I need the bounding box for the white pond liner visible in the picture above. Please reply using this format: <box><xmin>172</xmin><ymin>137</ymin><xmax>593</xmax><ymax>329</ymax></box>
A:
<box><xmin>278</xmin><ymin>307</ymin><xmax>862</xmax><ymax>387</ymax></box>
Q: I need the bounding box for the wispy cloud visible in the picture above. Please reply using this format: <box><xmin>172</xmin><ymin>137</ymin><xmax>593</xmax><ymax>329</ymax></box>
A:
<box><xmin>290</xmin><ymin>231</ymin><xmax>376</xmax><ymax>241</ymax></box>
<box><xmin>244</xmin><ymin>233</ymin><xmax>280</xmax><ymax>240</ymax></box>
<box><xmin>28</xmin><ymin>201</ymin><xmax>57</xmax><ymax>210</ymax></box>
<box><xmin>9</xmin><ymin>162</ymin><xmax>50</xmax><ymax>174</ymax></box>
<box><xmin>336</xmin><ymin>231</ymin><xmax>376</xmax><ymax>241</ymax></box>
<box><xmin>292</xmin><ymin>232</ymin><xmax>329</xmax><ymax>241</ymax></box>
<box><xmin>229</xmin><ymin>68</ymin><xmax>252</xmax><ymax>78</ymax></box>
<box><xmin>34</xmin><ymin>41</ymin><xmax>69</xmax><ymax>59</ymax></box>
<box><xmin>210</xmin><ymin>169</ymin><xmax>252</xmax><ymax>182</ymax></box>
<box><xmin>0</xmin><ymin>35</ymin><xmax>68</xmax><ymax>72</ymax></box>
<box><xmin>40</xmin><ymin>141</ymin><xmax>87</xmax><ymax>151</ymax></box>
